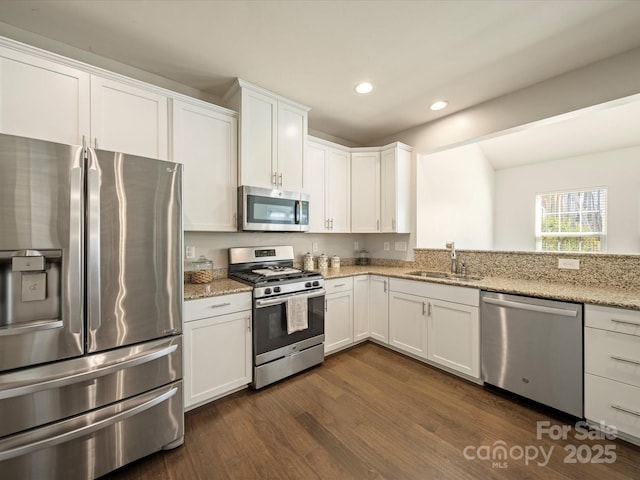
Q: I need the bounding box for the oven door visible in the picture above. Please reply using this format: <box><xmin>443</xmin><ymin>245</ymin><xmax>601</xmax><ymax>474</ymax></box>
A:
<box><xmin>253</xmin><ymin>289</ymin><xmax>325</xmax><ymax>365</ymax></box>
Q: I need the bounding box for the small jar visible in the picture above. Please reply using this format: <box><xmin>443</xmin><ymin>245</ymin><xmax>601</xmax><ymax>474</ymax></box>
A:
<box><xmin>356</xmin><ymin>249</ymin><xmax>370</xmax><ymax>265</ymax></box>
<box><xmin>317</xmin><ymin>253</ymin><xmax>329</xmax><ymax>269</ymax></box>
<box><xmin>186</xmin><ymin>255</ymin><xmax>214</xmax><ymax>284</ymax></box>
<box><xmin>330</xmin><ymin>255</ymin><xmax>340</xmax><ymax>268</ymax></box>
<box><xmin>303</xmin><ymin>252</ymin><xmax>315</xmax><ymax>271</ymax></box>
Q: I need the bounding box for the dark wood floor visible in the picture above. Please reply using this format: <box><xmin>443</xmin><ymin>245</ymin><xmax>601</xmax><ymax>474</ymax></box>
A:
<box><xmin>104</xmin><ymin>342</ymin><xmax>640</xmax><ymax>479</ymax></box>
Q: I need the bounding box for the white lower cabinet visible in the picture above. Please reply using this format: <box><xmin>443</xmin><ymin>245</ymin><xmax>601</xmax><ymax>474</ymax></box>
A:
<box><xmin>584</xmin><ymin>304</ymin><xmax>640</xmax><ymax>445</ymax></box>
<box><xmin>369</xmin><ymin>275</ymin><xmax>389</xmax><ymax>343</ymax></box>
<box><xmin>388</xmin><ymin>278</ymin><xmax>480</xmax><ymax>380</ymax></box>
<box><xmin>427</xmin><ymin>299</ymin><xmax>479</xmax><ymax>378</ymax></box>
<box><xmin>324</xmin><ymin>278</ymin><xmax>354</xmax><ymax>354</ymax></box>
<box><xmin>183</xmin><ymin>293</ymin><xmax>252</xmax><ymax>410</ymax></box>
<box><xmin>389</xmin><ymin>291</ymin><xmax>427</xmax><ymax>357</ymax></box>
<box><xmin>353</xmin><ymin>275</ymin><xmax>370</xmax><ymax>342</ymax></box>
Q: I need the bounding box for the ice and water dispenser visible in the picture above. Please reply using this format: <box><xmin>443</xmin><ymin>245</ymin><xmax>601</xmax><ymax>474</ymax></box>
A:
<box><xmin>0</xmin><ymin>249</ymin><xmax>62</xmax><ymax>330</ymax></box>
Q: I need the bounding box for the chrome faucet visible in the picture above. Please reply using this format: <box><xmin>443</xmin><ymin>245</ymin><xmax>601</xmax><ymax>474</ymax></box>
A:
<box><xmin>446</xmin><ymin>241</ymin><xmax>456</xmax><ymax>274</ymax></box>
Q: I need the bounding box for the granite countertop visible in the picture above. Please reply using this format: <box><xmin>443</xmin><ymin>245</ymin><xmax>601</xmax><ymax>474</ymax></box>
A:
<box><xmin>184</xmin><ymin>278</ymin><xmax>252</xmax><ymax>300</ymax></box>
<box><xmin>184</xmin><ymin>265</ymin><xmax>640</xmax><ymax>310</ymax></box>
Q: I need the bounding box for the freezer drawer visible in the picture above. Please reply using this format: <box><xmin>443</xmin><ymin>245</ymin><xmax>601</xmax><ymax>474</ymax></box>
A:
<box><xmin>0</xmin><ymin>381</ymin><xmax>183</xmax><ymax>480</ymax></box>
<box><xmin>0</xmin><ymin>335</ymin><xmax>182</xmax><ymax>438</ymax></box>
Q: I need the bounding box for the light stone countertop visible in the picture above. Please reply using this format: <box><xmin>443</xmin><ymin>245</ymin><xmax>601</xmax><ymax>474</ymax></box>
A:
<box><xmin>184</xmin><ymin>265</ymin><xmax>640</xmax><ymax>310</ymax></box>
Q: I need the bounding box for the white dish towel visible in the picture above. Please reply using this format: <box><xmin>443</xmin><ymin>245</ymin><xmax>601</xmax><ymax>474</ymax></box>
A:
<box><xmin>286</xmin><ymin>295</ymin><xmax>308</xmax><ymax>334</ymax></box>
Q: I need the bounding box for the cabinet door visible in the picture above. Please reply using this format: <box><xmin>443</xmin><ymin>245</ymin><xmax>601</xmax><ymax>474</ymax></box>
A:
<box><xmin>183</xmin><ymin>310</ymin><xmax>252</xmax><ymax>409</ymax></box>
<box><xmin>172</xmin><ymin>100</ymin><xmax>237</xmax><ymax>231</ymax></box>
<box><xmin>239</xmin><ymin>88</ymin><xmax>276</xmax><ymax>188</ymax></box>
<box><xmin>305</xmin><ymin>142</ymin><xmax>328</xmax><ymax>232</ymax></box>
<box><xmin>388</xmin><ymin>291</ymin><xmax>426</xmax><ymax>357</ymax></box>
<box><xmin>325</xmin><ymin>291</ymin><xmax>353</xmax><ymax>354</ymax></box>
<box><xmin>381</xmin><ymin>147</ymin><xmax>411</xmax><ymax>233</ymax></box>
<box><xmin>277</xmin><ymin>101</ymin><xmax>305</xmax><ymax>191</ymax></box>
<box><xmin>369</xmin><ymin>276</ymin><xmax>389</xmax><ymax>343</ymax></box>
<box><xmin>351</xmin><ymin>151</ymin><xmax>380</xmax><ymax>232</ymax></box>
<box><xmin>91</xmin><ymin>76</ymin><xmax>168</xmax><ymax>159</ymax></box>
<box><xmin>353</xmin><ymin>275</ymin><xmax>370</xmax><ymax>342</ymax></box>
<box><xmin>326</xmin><ymin>149</ymin><xmax>351</xmax><ymax>232</ymax></box>
<box><xmin>427</xmin><ymin>299</ymin><xmax>479</xmax><ymax>378</ymax></box>
<box><xmin>0</xmin><ymin>46</ymin><xmax>90</xmax><ymax>145</ymax></box>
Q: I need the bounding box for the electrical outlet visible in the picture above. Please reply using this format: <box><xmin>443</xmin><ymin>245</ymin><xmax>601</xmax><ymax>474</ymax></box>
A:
<box><xmin>558</xmin><ymin>258</ymin><xmax>580</xmax><ymax>270</ymax></box>
<box><xmin>185</xmin><ymin>246</ymin><xmax>196</xmax><ymax>259</ymax></box>
<box><xmin>312</xmin><ymin>242</ymin><xmax>318</xmax><ymax>252</ymax></box>
<box><xmin>383</xmin><ymin>242</ymin><xmax>390</xmax><ymax>251</ymax></box>
<box><xmin>354</xmin><ymin>241</ymin><xmax>359</xmax><ymax>251</ymax></box>
<box><xmin>395</xmin><ymin>241</ymin><xmax>407</xmax><ymax>251</ymax></box>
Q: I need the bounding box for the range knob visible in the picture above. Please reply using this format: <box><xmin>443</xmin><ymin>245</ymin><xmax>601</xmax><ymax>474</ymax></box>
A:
<box><xmin>312</xmin><ymin>281</ymin><xmax>320</xmax><ymax>287</ymax></box>
<box><xmin>264</xmin><ymin>288</ymin><xmax>272</xmax><ymax>295</ymax></box>
<box><xmin>274</xmin><ymin>286</ymin><xmax>281</xmax><ymax>293</ymax></box>
<box><xmin>305</xmin><ymin>282</ymin><xmax>312</xmax><ymax>288</ymax></box>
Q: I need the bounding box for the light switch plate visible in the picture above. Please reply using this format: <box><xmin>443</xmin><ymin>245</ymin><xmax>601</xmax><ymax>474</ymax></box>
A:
<box><xmin>312</xmin><ymin>242</ymin><xmax>319</xmax><ymax>252</ymax></box>
<box><xmin>354</xmin><ymin>241</ymin><xmax>359</xmax><ymax>251</ymax></box>
<box><xmin>185</xmin><ymin>246</ymin><xmax>196</xmax><ymax>259</ymax></box>
<box><xmin>558</xmin><ymin>258</ymin><xmax>580</xmax><ymax>270</ymax></box>
<box><xmin>383</xmin><ymin>242</ymin><xmax>390</xmax><ymax>251</ymax></box>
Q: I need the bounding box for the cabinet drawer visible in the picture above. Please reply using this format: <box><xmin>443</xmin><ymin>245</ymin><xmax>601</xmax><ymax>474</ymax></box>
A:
<box><xmin>389</xmin><ymin>278</ymin><xmax>478</xmax><ymax>306</ymax></box>
<box><xmin>585</xmin><ymin>327</ymin><xmax>640</xmax><ymax>388</ymax></box>
<box><xmin>585</xmin><ymin>374</ymin><xmax>640</xmax><ymax>440</ymax></box>
<box><xmin>325</xmin><ymin>277</ymin><xmax>353</xmax><ymax>294</ymax></box>
<box><xmin>184</xmin><ymin>292</ymin><xmax>252</xmax><ymax>322</ymax></box>
<box><xmin>585</xmin><ymin>304</ymin><xmax>640</xmax><ymax>337</ymax></box>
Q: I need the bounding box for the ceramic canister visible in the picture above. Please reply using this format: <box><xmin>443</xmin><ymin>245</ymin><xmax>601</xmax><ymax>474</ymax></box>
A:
<box><xmin>330</xmin><ymin>255</ymin><xmax>340</xmax><ymax>268</ymax></box>
<box><xmin>317</xmin><ymin>253</ymin><xmax>329</xmax><ymax>269</ymax></box>
<box><xmin>303</xmin><ymin>252</ymin><xmax>315</xmax><ymax>270</ymax></box>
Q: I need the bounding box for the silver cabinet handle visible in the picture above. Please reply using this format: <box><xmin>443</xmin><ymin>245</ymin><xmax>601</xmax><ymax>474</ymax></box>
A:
<box><xmin>325</xmin><ymin>299</ymin><xmax>328</xmax><ymax>312</ymax></box>
<box><xmin>246</xmin><ymin>316</ymin><xmax>251</xmax><ymax>332</ymax></box>
<box><xmin>330</xmin><ymin>219</ymin><xmax>334</xmax><ymax>230</ymax></box>
<box><xmin>233</xmin><ymin>213</ymin><xmax>237</xmax><ymax>227</ymax></box>
<box><xmin>333</xmin><ymin>283</ymin><xmax>345</xmax><ymax>288</ymax></box>
<box><xmin>422</xmin><ymin>301</ymin><xmax>426</xmax><ymax>316</ymax></box>
<box><xmin>428</xmin><ymin>302</ymin><xmax>432</xmax><ymax>317</ymax></box>
<box><xmin>611</xmin><ymin>404</ymin><xmax>640</xmax><ymax>418</ymax></box>
<box><xmin>272</xmin><ymin>172</ymin><xmax>277</xmax><ymax>186</ymax></box>
<box><xmin>392</xmin><ymin>219</ymin><xmax>396</xmax><ymax>230</ymax></box>
<box><xmin>209</xmin><ymin>302</ymin><xmax>231</xmax><ymax>309</ymax></box>
<box><xmin>278</xmin><ymin>172</ymin><xmax>283</xmax><ymax>187</ymax></box>
<box><xmin>94</xmin><ymin>138</ymin><xmax>98</xmax><ymax>149</ymax></box>
<box><xmin>383</xmin><ymin>280</ymin><xmax>387</xmax><ymax>293</ymax></box>
<box><xmin>611</xmin><ymin>318</ymin><xmax>640</xmax><ymax>327</ymax></box>
<box><xmin>610</xmin><ymin>355</ymin><xmax>640</xmax><ymax>366</ymax></box>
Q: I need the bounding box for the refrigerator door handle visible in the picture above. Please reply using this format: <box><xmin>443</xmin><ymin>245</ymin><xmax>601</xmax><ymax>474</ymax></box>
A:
<box><xmin>0</xmin><ymin>342</ymin><xmax>178</xmax><ymax>400</ymax></box>
<box><xmin>0</xmin><ymin>384</ymin><xmax>178</xmax><ymax>462</ymax></box>
<box><xmin>86</xmin><ymin>149</ymin><xmax>102</xmax><ymax>333</ymax></box>
<box><xmin>68</xmin><ymin>158</ymin><xmax>84</xmax><ymax>335</ymax></box>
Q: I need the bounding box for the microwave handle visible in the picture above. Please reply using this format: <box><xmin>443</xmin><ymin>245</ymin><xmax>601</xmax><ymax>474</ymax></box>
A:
<box><xmin>295</xmin><ymin>200</ymin><xmax>301</xmax><ymax>225</ymax></box>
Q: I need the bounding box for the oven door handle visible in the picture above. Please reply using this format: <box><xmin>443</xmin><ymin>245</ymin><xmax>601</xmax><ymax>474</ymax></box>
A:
<box><xmin>255</xmin><ymin>289</ymin><xmax>326</xmax><ymax>308</ymax></box>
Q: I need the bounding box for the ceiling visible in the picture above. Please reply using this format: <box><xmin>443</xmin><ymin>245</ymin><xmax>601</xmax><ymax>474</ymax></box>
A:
<box><xmin>1</xmin><ymin>1</ymin><xmax>640</xmax><ymax>146</ymax></box>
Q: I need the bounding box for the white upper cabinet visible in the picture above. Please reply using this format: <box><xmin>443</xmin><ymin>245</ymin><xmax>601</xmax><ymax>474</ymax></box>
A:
<box><xmin>351</xmin><ymin>150</ymin><xmax>381</xmax><ymax>232</ymax></box>
<box><xmin>227</xmin><ymin>80</ymin><xmax>309</xmax><ymax>191</ymax></box>
<box><xmin>305</xmin><ymin>137</ymin><xmax>351</xmax><ymax>233</ymax></box>
<box><xmin>171</xmin><ymin>99</ymin><xmax>238</xmax><ymax>231</ymax></box>
<box><xmin>90</xmin><ymin>75</ymin><xmax>168</xmax><ymax>160</ymax></box>
<box><xmin>0</xmin><ymin>44</ymin><xmax>90</xmax><ymax>145</ymax></box>
<box><xmin>381</xmin><ymin>143</ymin><xmax>412</xmax><ymax>233</ymax></box>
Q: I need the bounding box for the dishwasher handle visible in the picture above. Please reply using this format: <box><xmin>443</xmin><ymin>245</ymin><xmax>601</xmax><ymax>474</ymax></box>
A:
<box><xmin>482</xmin><ymin>297</ymin><xmax>579</xmax><ymax>317</ymax></box>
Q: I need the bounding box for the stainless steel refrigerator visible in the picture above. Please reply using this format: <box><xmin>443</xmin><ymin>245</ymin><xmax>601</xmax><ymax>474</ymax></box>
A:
<box><xmin>0</xmin><ymin>133</ymin><xmax>184</xmax><ymax>479</ymax></box>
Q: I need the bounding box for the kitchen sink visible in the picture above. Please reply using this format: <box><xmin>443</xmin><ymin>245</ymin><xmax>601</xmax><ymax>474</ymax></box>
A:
<box><xmin>407</xmin><ymin>271</ymin><xmax>482</xmax><ymax>281</ymax></box>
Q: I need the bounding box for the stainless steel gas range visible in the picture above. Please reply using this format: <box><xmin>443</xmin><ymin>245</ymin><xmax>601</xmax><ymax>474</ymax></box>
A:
<box><xmin>228</xmin><ymin>246</ymin><xmax>325</xmax><ymax>389</ymax></box>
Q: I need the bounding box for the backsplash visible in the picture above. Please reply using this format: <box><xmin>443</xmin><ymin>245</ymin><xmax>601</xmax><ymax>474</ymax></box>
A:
<box><xmin>414</xmin><ymin>249</ymin><xmax>640</xmax><ymax>290</ymax></box>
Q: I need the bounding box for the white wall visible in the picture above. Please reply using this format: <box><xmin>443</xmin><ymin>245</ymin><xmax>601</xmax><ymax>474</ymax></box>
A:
<box><xmin>494</xmin><ymin>146</ymin><xmax>640</xmax><ymax>253</ymax></box>
<box><xmin>417</xmin><ymin>144</ymin><xmax>494</xmax><ymax>249</ymax></box>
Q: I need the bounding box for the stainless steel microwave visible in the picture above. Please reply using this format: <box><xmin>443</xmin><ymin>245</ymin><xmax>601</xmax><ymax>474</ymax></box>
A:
<box><xmin>238</xmin><ymin>186</ymin><xmax>309</xmax><ymax>232</ymax></box>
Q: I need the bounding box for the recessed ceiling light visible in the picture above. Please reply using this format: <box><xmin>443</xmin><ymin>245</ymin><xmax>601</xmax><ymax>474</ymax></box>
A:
<box><xmin>430</xmin><ymin>100</ymin><xmax>448</xmax><ymax>111</ymax></box>
<box><xmin>355</xmin><ymin>82</ymin><xmax>373</xmax><ymax>94</ymax></box>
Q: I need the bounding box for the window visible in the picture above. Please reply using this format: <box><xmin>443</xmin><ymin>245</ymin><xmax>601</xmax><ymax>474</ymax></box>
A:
<box><xmin>535</xmin><ymin>188</ymin><xmax>607</xmax><ymax>252</ymax></box>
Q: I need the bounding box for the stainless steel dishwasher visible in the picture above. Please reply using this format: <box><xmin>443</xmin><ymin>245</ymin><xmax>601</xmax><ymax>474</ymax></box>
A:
<box><xmin>481</xmin><ymin>291</ymin><xmax>583</xmax><ymax>417</ymax></box>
